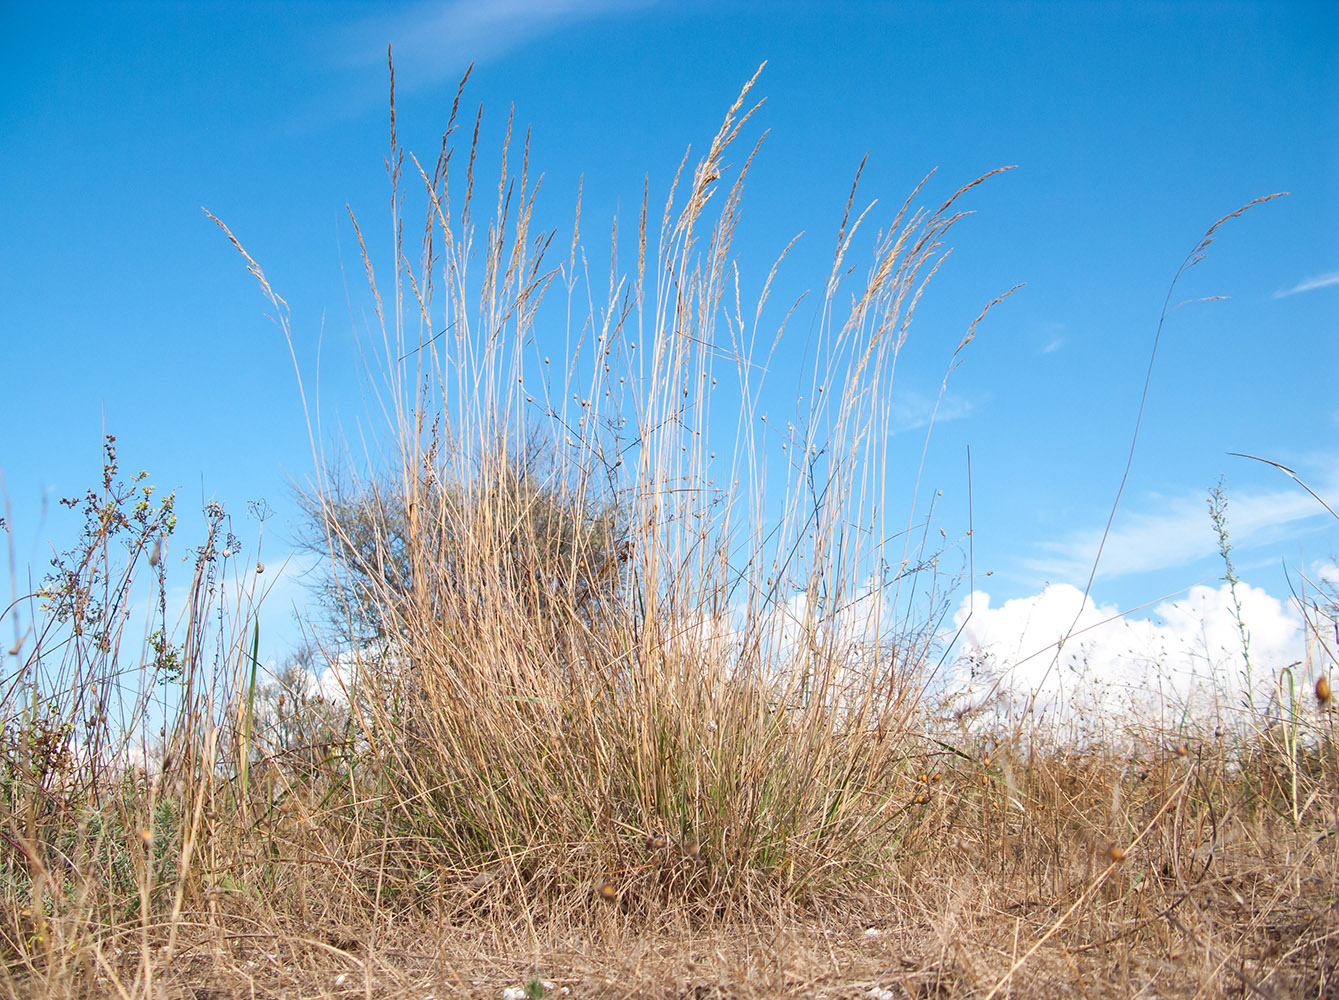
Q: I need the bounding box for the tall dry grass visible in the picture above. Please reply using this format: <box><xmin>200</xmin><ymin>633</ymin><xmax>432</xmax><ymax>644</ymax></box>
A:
<box><xmin>215</xmin><ymin>60</ymin><xmax>1018</xmax><ymax>922</ymax></box>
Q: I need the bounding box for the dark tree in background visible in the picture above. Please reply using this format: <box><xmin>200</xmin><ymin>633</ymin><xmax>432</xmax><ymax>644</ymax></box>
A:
<box><xmin>292</xmin><ymin>439</ymin><xmax>633</xmax><ymax>651</ymax></box>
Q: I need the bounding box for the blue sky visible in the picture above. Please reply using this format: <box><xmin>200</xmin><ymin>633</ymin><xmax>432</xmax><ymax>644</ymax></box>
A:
<box><xmin>3</xmin><ymin>1</ymin><xmax>1336</xmax><ymax>685</ymax></box>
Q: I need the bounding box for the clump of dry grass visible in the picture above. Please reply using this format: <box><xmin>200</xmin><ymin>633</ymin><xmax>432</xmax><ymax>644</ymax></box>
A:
<box><xmin>244</xmin><ymin>58</ymin><xmax>1015</xmax><ymax>923</ymax></box>
<box><xmin>2</xmin><ymin>58</ymin><xmax>1335</xmax><ymax>999</ymax></box>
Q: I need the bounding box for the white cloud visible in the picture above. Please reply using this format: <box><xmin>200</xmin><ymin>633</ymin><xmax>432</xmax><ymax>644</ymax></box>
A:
<box><xmin>298</xmin><ymin>646</ymin><xmax>361</xmax><ymax>704</ymax></box>
<box><xmin>945</xmin><ymin>582</ymin><xmax>1308</xmax><ymax>736</ymax></box>
<box><xmin>1273</xmin><ymin>271</ymin><xmax>1339</xmax><ymax>299</ymax></box>
<box><xmin>1027</xmin><ymin>481</ymin><xmax>1335</xmax><ymax>583</ymax></box>
<box><xmin>1317</xmin><ymin>560</ymin><xmax>1339</xmax><ymax>591</ymax></box>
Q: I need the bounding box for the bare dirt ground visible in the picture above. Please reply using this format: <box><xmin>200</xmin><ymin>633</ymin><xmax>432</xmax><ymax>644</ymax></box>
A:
<box><xmin>88</xmin><ymin>856</ymin><xmax>1336</xmax><ymax>1000</ymax></box>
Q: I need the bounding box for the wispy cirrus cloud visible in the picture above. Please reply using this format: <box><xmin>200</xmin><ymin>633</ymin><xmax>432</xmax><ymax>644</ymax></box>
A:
<box><xmin>890</xmin><ymin>390</ymin><xmax>974</xmax><ymax>433</ymax></box>
<box><xmin>335</xmin><ymin>0</ymin><xmax>656</xmax><ymax>88</ymax></box>
<box><xmin>1025</xmin><ymin>474</ymin><xmax>1337</xmax><ymax>583</ymax></box>
<box><xmin>1273</xmin><ymin>271</ymin><xmax>1339</xmax><ymax>299</ymax></box>
<box><xmin>1035</xmin><ymin>320</ymin><xmax>1066</xmax><ymax>354</ymax></box>
<box><xmin>288</xmin><ymin>0</ymin><xmax>657</xmax><ymax>135</ymax></box>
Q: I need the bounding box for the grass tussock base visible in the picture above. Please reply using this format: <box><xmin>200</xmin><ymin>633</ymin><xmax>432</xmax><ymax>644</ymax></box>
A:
<box><xmin>2</xmin><ymin>61</ymin><xmax>1336</xmax><ymax>998</ymax></box>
